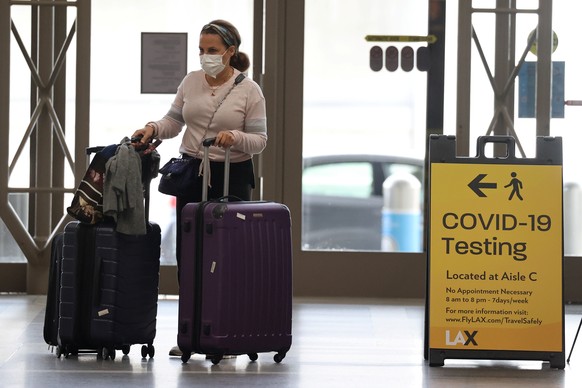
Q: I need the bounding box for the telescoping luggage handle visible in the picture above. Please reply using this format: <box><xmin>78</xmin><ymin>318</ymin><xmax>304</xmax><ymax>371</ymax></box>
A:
<box><xmin>201</xmin><ymin>137</ymin><xmax>230</xmax><ymax>201</ymax></box>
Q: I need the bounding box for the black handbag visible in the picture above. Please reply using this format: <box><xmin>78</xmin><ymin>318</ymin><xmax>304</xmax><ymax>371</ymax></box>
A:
<box><xmin>158</xmin><ymin>157</ymin><xmax>197</xmax><ymax>196</ymax></box>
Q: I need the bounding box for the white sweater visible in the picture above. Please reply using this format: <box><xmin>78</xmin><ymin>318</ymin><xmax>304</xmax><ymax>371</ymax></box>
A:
<box><xmin>151</xmin><ymin>69</ymin><xmax>267</xmax><ymax>163</ymax></box>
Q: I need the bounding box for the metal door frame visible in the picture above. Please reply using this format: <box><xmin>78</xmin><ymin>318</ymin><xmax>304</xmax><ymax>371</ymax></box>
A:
<box><xmin>456</xmin><ymin>0</ymin><xmax>553</xmax><ymax>156</ymax></box>
<box><xmin>0</xmin><ymin>0</ymin><xmax>90</xmax><ymax>293</ymax></box>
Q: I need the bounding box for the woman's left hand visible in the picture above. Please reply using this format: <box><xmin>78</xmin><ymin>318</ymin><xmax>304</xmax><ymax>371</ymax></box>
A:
<box><xmin>215</xmin><ymin>131</ymin><xmax>235</xmax><ymax>148</ymax></box>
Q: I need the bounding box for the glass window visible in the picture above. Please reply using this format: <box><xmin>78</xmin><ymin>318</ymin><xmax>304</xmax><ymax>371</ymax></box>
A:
<box><xmin>0</xmin><ymin>194</ymin><xmax>28</xmax><ymax>263</ymax></box>
<box><xmin>302</xmin><ymin>0</ymin><xmax>428</xmax><ymax>252</ymax></box>
<box><xmin>303</xmin><ymin>162</ymin><xmax>373</xmax><ymax>198</ymax></box>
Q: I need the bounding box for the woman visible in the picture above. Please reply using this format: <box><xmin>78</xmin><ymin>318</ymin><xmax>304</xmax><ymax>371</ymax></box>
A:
<box><xmin>133</xmin><ymin>19</ymin><xmax>267</xmax><ymax>357</ymax></box>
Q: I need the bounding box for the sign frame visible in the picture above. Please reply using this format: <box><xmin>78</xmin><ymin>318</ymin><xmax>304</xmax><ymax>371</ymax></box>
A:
<box><xmin>425</xmin><ymin>135</ymin><xmax>565</xmax><ymax>369</ymax></box>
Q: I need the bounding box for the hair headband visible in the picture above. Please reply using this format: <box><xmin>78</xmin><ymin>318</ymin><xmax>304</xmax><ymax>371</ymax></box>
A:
<box><xmin>202</xmin><ymin>23</ymin><xmax>237</xmax><ymax>50</ymax></box>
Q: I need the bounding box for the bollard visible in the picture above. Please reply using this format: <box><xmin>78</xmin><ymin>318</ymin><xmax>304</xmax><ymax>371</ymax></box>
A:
<box><xmin>381</xmin><ymin>172</ymin><xmax>422</xmax><ymax>252</ymax></box>
<box><xmin>564</xmin><ymin>182</ymin><xmax>582</xmax><ymax>256</ymax></box>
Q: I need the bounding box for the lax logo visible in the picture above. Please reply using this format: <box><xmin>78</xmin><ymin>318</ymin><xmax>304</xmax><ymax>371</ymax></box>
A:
<box><xmin>445</xmin><ymin>330</ymin><xmax>478</xmax><ymax>346</ymax></box>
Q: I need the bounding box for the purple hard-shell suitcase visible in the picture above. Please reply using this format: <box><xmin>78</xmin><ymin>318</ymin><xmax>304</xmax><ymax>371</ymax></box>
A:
<box><xmin>177</xmin><ymin>140</ymin><xmax>293</xmax><ymax>364</ymax></box>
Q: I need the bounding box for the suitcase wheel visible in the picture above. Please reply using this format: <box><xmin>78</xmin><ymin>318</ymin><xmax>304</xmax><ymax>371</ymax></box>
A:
<box><xmin>274</xmin><ymin>352</ymin><xmax>286</xmax><ymax>363</ymax></box>
<box><xmin>209</xmin><ymin>354</ymin><xmax>223</xmax><ymax>365</ymax></box>
<box><xmin>181</xmin><ymin>352</ymin><xmax>192</xmax><ymax>363</ymax></box>
<box><xmin>55</xmin><ymin>345</ymin><xmax>63</xmax><ymax>359</ymax></box>
<box><xmin>63</xmin><ymin>345</ymin><xmax>77</xmax><ymax>358</ymax></box>
<box><xmin>122</xmin><ymin>345</ymin><xmax>131</xmax><ymax>355</ymax></box>
<box><xmin>248</xmin><ymin>353</ymin><xmax>258</xmax><ymax>362</ymax></box>
<box><xmin>99</xmin><ymin>346</ymin><xmax>116</xmax><ymax>361</ymax></box>
<box><xmin>141</xmin><ymin>344</ymin><xmax>155</xmax><ymax>359</ymax></box>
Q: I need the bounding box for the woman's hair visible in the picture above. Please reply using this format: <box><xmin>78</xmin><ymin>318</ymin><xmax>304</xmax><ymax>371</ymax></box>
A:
<box><xmin>201</xmin><ymin>19</ymin><xmax>250</xmax><ymax>72</ymax></box>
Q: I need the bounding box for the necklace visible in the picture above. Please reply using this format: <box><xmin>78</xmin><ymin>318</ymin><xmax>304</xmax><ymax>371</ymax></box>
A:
<box><xmin>208</xmin><ymin>67</ymin><xmax>234</xmax><ymax>96</ymax></box>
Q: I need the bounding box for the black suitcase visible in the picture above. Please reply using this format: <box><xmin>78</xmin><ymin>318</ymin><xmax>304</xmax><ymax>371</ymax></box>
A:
<box><xmin>43</xmin><ymin>140</ymin><xmax>162</xmax><ymax>360</ymax></box>
<box><xmin>57</xmin><ymin>221</ymin><xmax>161</xmax><ymax>359</ymax></box>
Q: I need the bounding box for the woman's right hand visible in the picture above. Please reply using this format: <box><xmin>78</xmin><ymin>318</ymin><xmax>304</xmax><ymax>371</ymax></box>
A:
<box><xmin>132</xmin><ymin>124</ymin><xmax>155</xmax><ymax>144</ymax></box>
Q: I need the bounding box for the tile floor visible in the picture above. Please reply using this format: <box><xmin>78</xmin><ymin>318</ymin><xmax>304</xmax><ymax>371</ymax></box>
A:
<box><xmin>1</xmin><ymin>295</ymin><xmax>582</xmax><ymax>387</ymax></box>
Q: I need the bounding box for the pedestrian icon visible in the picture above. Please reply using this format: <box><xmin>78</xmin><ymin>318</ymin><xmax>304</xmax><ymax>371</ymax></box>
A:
<box><xmin>504</xmin><ymin>172</ymin><xmax>523</xmax><ymax>200</ymax></box>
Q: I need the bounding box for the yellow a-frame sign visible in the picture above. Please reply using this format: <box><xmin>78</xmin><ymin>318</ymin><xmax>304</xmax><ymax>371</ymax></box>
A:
<box><xmin>426</xmin><ymin>135</ymin><xmax>564</xmax><ymax>369</ymax></box>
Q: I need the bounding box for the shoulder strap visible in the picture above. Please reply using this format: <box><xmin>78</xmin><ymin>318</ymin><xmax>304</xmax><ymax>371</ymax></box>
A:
<box><xmin>234</xmin><ymin>73</ymin><xmax>246</xmax><ymax>85</ymax></box>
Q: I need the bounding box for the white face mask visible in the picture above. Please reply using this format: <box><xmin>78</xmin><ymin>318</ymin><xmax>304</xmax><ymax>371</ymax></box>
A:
<box><xmin>200</xmin><ymin>52</ymin><xmax>226</xmax><ymax>78</ymax></box>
